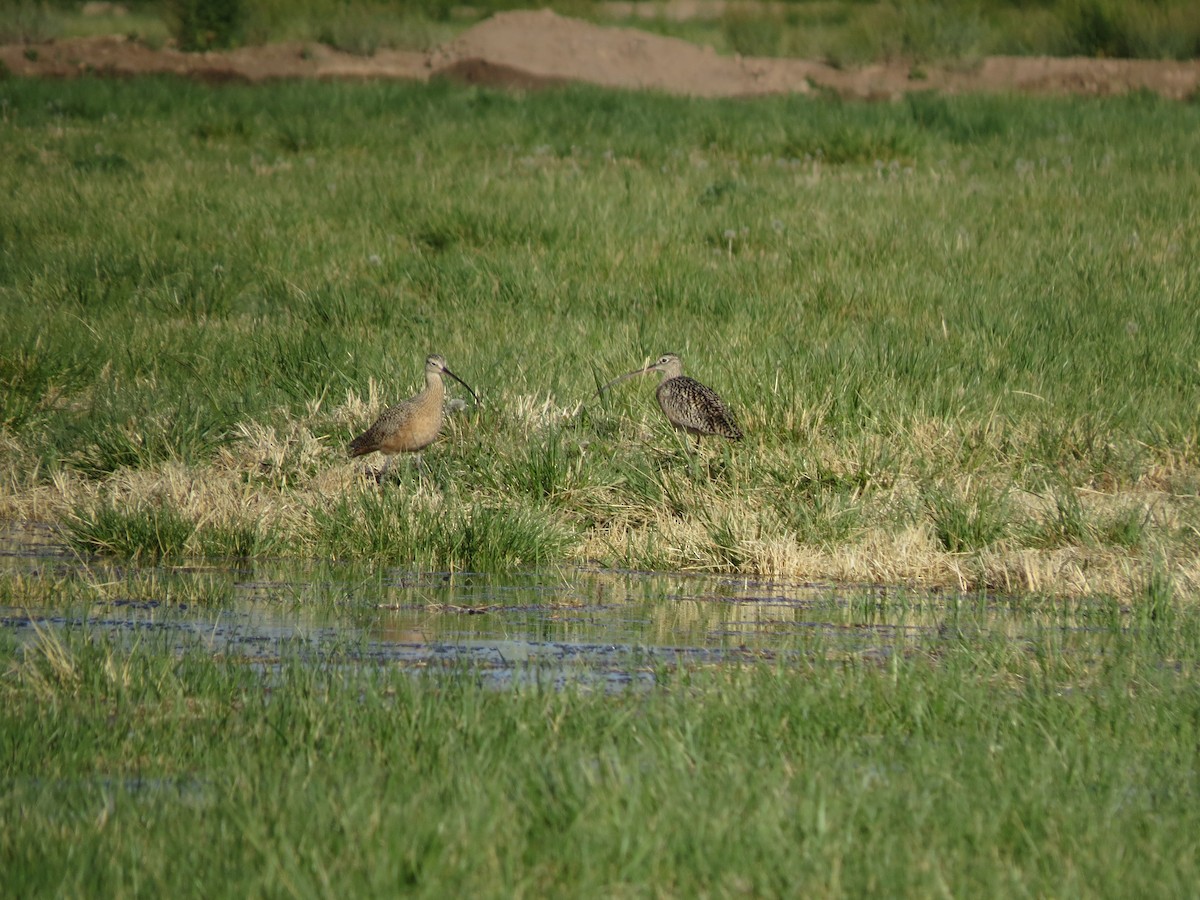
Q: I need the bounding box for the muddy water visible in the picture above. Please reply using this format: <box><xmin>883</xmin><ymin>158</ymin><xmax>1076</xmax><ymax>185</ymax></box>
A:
<box><xmin>0</xmin><ymin>523</ymin><xmax>1122</xmax><ymax>688</ymax></box>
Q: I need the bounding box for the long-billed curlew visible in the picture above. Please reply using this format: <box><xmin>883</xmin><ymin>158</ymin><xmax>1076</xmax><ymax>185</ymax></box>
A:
<box><xmin>349</xmin><ymin>354</ymin><xmax>478</xmax><ymax>477</ymax></box>
<box><xmin>598</xmin><ymin>352</ymin><xmax>743</xmax><ymax>445</ymax></box>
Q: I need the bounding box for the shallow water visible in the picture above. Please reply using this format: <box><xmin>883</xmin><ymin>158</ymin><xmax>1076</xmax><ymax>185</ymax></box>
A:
<box><xmin>0</xmin><ymin>522</ymin><xmax>1126</xmax><ymax>688</ymax></box>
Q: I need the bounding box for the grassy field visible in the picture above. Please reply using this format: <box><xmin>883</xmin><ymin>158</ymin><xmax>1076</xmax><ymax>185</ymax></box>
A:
<box><xmin>2</xmin><ymin>71</ymin><xmax>1200</xmax><ymax>897</ymax></box>
<box><xmin>3</xmin><ymin>598</ymin><xmax>1200</xmax><ymax>897</ymax></box>
<box><xmin>2</xmin><ymin>76</ymin><xmax>1198</xmax><ymax>600</ymax></box>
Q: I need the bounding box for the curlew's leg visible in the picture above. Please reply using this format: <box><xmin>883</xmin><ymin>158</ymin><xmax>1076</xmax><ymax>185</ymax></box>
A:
<box><xmin>377</xmin><ymin>454</ymin><xmax>395</xmax><ymax>482</ymax></box>
<box><xmin>688</xmin><ymin>435</ymin><xmax>705</xmax><ymax>477</ymax></box>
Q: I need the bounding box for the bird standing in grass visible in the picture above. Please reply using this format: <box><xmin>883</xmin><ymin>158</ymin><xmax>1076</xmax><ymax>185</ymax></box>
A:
<box><xmin>598</xmin><ymin>352</ymin><xmax>743</xmax><ymax>446</ymax></box>
<box><xmin>349</xmin><ymin>354</ymin><xmax>478</xmax><ymax>478</ymax></box>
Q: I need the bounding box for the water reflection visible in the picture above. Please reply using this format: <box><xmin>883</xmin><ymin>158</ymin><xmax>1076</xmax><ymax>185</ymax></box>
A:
<box><xmin>0</xmin><ymin>522</ymin><xmax>1126</xmax><ymax>689</ymax></box>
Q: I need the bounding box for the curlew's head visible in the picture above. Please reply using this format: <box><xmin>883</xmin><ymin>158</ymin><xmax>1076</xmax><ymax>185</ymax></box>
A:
<box><xmin>645</xmin><ymin>353</ymin><xmax>684</xmax><ymax>380</ymax></box>
<box><xmin>597</xmin><ymin>353</ymin><xmax>686</xmax><ymax>396</ymax></box>
<box><xmin>424</xmin><ymin>354</ymin><xmax>480</xmax><ymax>405</ymax></box>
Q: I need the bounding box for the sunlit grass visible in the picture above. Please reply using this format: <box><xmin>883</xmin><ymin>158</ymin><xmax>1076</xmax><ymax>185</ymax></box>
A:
<box><xmin>0</xmin><ymin>77</ymin><xmax>1198</xmax><ymax>595</ymax></box>
<box><xmin>311</xmin><ymin>484</ymin><xmax>575</xmax><ymax>570</ymax></box>
<box><xmin>64</xmin><ymin>498</ymin><xmax>194</xmax><ymax>561</ymax></box>
<box><xmin>3</xmin><ymin>606</ymin><xmax>1200</xmax><ymax>896</ymax></box>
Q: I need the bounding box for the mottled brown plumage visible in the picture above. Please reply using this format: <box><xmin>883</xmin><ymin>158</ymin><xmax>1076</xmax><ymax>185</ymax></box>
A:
<box><xmin>349</xmin><ymin>354</ymin><xmax>477</xmax><ymax>475</ymax></box>
<box><xmin>598</xmin><ymin>352</ymin><xmax>742</xmax><ymax>443</ymax></box>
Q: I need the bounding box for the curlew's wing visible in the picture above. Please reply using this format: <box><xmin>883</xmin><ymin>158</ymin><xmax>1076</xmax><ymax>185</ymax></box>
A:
<box><xmin>657</xmin><ymin>376</ymin><xmax>743</xmax><ymax>440</ymax></box>
<box><xmin>348</xmin><ymin>399</ymin><xmax>409</xmax><ymax>457</ymax></box>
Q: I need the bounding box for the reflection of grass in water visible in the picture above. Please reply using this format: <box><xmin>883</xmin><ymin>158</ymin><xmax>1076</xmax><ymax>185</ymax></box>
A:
<box><xmin>1</xmin><ymin>78</ymin><xmax>1199</xmax><ymax>598</ymax></box>
<box><xmin>3</xmin><ymin>592</ymin><xmax>1200</xmax><ymax>895</ymax></box>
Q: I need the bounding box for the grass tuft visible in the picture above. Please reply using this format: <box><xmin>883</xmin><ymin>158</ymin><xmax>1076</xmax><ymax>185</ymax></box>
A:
<box><xmin>776</xmin><ymin>485</ymin><xmax>863</xmax><ymax>547</ymax></box>
<box><xmin>65</xmin><ymin>498</ymin><xmax>196</xmax><ymax>561</ymax></box>
<box><xmin>1027</xmin><ymin>483</ymin><xmax>1092</xmax><ymax>549</ymax></box>
<box><xmin>1100</xmin><ymin>504</ymin><xmax>1148</xmax><ymax>549</ymax></box>
<box><xmin>312</xmin><ymin>487</ymin><xmax>575</xmax><ymax>571</ymax></box>
<box><xmin>925</xmin><ymin>483</ymin><xmax>1010</xmax><ymax>553</ymax></box>
<box><xmin>1137</xmin><ymin>563</ymin><xmax>1176</xmax><ymax>631</ymax></box>
<box><xmin>195</xmin><ymin>520</ymin><xmax>281</xmax><ymax>560</ymax></box>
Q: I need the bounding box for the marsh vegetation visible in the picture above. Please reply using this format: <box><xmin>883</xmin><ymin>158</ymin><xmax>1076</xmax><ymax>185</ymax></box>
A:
<box><xmin>3</xmin><ymin>551</ymin><xmax>1200</xmax><ymax>897</ymax></box>
<box><xmin>2</xmin><ymin>69</ymin><xmax>1199</xmax><ymax>897</ymax></box>
<box><xmin>1</xmin><ymin>77</ymin><xmax>1198</xmax><ymax>599</ymax></box>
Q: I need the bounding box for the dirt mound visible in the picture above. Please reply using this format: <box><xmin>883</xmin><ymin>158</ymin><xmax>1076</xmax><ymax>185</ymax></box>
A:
<box><xmin>3</xmin><ymin>9</ymin><xmax>1198</xmax><ymax>100</ymax></box>
<box><xmin>428</xmin><ymin>8</ymin><xmax>807</xmax><ymax>96</ymax></box>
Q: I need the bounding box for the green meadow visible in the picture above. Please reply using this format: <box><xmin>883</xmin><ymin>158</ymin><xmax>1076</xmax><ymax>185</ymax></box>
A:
<box><xmin>2</xmin><ymin>591</ymin><xmax>1200</xmax><ymax>897</ymax></box>
<box><xmin>1</xmin><ymin>76</ymin><xmax>1198</xmax><ymax>596</ymax></box>
<box><xmin>2</xmin><ymin>72</ymin><xmax>1200</xmax><ymax>895</ymax></box>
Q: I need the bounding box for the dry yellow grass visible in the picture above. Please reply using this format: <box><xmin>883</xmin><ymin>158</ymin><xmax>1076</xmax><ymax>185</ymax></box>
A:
<box><xmin>5</xmin><ymin>393</ymin><xmax>1194</xmax><ymax>604</ymax></box>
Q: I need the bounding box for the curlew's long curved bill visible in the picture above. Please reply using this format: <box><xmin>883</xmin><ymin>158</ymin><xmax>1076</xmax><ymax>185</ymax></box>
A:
<box><xmin>595</xmin><ymin>365</ymin><xmax>653</xmax><ymax>398</ymax></box>
<box><xmin>443</xmin><ymin>367</ymin><xmax>480</xmax><ymax>405</ymax></box>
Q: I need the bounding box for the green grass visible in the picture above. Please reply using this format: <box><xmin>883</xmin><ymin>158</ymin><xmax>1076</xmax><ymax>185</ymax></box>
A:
<box><xmin>3</xmin><ymin>70</ymin><xmax>1197</xmax><ymax>897</ymax></box>
<box><xmin>311</xmin><ymin>486</ymin><xmax>574</xmax><ymax>569</ymax></box>
<box><xmin>65</xmin><ymin>497</ymin><xmax>197</xmax><ymax>560</ymax></box>
<box><xmin>3</xmin><ymin>601</ymin><xmax>1200</xmax><ymax>897</ymax></box>
<box><xmin>1</xmin><ymin>76</ymin><xmax>1199</xmax><ymax>595</ymax></box>
<box><xmin>924</xmin><ymin>482</ymin><xmax>1010</xmax><ymax>552</ymax></box>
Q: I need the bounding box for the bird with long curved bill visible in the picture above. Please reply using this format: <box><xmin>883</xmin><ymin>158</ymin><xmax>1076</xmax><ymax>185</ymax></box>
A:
<box><xmin>349</xmin><ymin>354</ymin><xmax>479</xmax><ymax>478</ymax></box>
<box><xmin>597</xmin><ymin>353</ymin><xmax>742</xmax><ymax>447</ymax></box>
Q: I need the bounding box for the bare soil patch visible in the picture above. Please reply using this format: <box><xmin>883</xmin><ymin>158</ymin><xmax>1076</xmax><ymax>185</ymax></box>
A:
<box><xmin>3</xmin><ymin>9</ymin><xmax>1199</xmax><ymax>99</ymax></box>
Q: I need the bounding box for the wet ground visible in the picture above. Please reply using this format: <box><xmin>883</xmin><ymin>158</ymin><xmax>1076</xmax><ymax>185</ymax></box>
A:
<box><xmin>0</xmin><ymin>522</ymin><xmax>1126</xmax><ymax>689</ymax></box>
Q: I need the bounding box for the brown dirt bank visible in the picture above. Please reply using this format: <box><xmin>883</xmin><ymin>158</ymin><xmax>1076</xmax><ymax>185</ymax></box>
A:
<box><xmin>3</xmin><ymin>9</ymin><xmax>1199</xmax><ymax>99</ymax></box>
